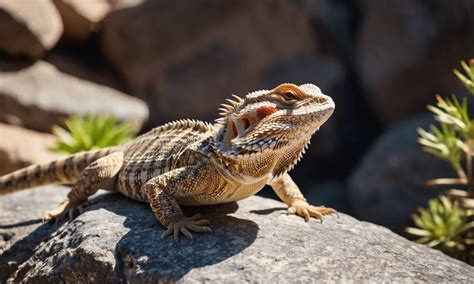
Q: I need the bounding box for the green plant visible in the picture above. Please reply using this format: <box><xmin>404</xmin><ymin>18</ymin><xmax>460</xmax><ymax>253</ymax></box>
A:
<box><xmin>409</xmin><ymin>60</ymin><xmax>474</xmax><ymax>264</ymax></box>
<box><xmin>406</xmin><ymin>196</ymin><xmax>473</xmax><ymax>260</ymax></box>
<box><xmin>51</xmin><ymin>115</ymin><xmax>138</xmax><ymax>154</ymax></box>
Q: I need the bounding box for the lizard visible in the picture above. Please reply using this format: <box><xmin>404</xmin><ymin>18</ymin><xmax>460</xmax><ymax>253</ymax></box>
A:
<box><xmin>0</xmin><ymin>83</ymin><xmax>336</xmax><ymax>242</ymax></box>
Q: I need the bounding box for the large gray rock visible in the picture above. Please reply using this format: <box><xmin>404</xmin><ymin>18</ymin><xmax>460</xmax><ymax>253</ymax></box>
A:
<box><xmin>1</xmin><ymin>185</ymin><xmax>472</xmax><ymax>282</ymax></box>
<box><xmin>0</xmin><ymin>60</ymin><xmax>149</xmax><ymax>132</ymax></box>
<box><xmin>0</xmin><ymin>186</ymin><xmax>70</xmax><ymax>280</ymax></box>
<box><xmin>348</xmin><ymin>114</ymin><xmax>452</xmax><ymax>233</ymax></box>
<box><xmin>100</xmin><ymin>0</ymin><xmax>316</xmax><ymax>126</ymax></box>
<box><xmin>356</xmin><ymin>0</ymin><xmax>474</xmax><ymax>124</ymax></box>
<box><xmin>0</xmin><ymin>0</ymin><xmax>63</xmax><ymax>58</ymax></box>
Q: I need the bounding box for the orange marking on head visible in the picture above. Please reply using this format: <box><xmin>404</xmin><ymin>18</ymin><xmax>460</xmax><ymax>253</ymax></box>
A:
<box><xmin>273</xmin><ymin>83</ymin><xmax>302</xmax><ymax>98</ymax></box>
<box><xmin>257</xmin><ymin>106</ymin><xmax>278</xmax><ymax>119</ymax></box>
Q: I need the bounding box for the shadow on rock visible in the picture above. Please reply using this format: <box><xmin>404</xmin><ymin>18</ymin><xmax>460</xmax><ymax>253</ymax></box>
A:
<box><xmin>89</xmin><ymin>193</ymin><xmax>258</xmax><ymax>281</ymax></box>
<box><xmin>250</xmin><ymin>207</ymin><xmax>287</xmax><ymax>215</ymax></box>
<box><xmin>0</xmin><ymin>221</ymin><xmax>61</xmax><ymax>281</ymax></box>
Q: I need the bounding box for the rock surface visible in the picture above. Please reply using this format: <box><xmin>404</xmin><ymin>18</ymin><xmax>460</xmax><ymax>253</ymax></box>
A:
<box><xmin>1</xmin><ymin>185</ymin><xmax>473</xmax><ymax>282</ymax></box>
<box><xmin>101</xmin><ymin>0</ymin><xmax>316</xmax><ymax>126</ymax></box>
<box><xmin>0</xmin><ymin>60</ymin><xmax>149</xmax><ymax>132</ymax></box>
<box><xmin>356</xmin><ymin>0</ymin><xmax>474</xmax><ymax>124</ymax></box>
<box><xmin>0</xmin><ymin>123</ymin><xmax>63</xmax><ymax>176</ymax></box>
<box><xmin>52</xmin><ymin>0</ymin><xmax>112</xmax><ymax>41</ymax></box>
<box><xmin>348</xmin><ymin>114</ymin><xmax>451</xmax><ymax>233</ymax></box>
<box><xmin>0</xmin><ymin>0</ymin><xmax>63</xmax><ymax>58</ymax></box>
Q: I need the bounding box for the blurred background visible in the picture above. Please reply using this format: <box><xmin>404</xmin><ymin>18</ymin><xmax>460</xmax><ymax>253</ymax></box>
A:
<box><xmin>0</xmin><ymin>0</ymin><xmax>473</xmax><ymax>235</ymax></box>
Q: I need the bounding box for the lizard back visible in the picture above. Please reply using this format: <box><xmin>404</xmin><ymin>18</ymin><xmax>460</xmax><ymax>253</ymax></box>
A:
<box><xmin>118</xmin><ymin>120</ymin><xmax>216</xmax><ymax>201</ymax></box>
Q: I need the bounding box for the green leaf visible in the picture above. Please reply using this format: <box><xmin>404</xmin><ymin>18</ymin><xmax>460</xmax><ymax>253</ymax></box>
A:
<box><xmin>406</xmin><ymin>196</ymin><xmax>470</xmax><ymax>259</ymax></box>
<box><xmin>50</xmin><ymin>115</ymin><xmax>138</xmax><ymax>154</ymax></box>
<box><xmin>406</xmin><ymin>227</ymin><xmax>432</xmax><ymax>237</ymax></box>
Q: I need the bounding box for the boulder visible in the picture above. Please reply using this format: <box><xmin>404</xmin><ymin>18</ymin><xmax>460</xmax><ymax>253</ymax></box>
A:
<box><xmin>52</xmin><ymin>0</ymin><xmax>112</xmax><ymax>41</ymax></box>
<box><xmin>304</xmin><ymin>180</ymin><xmax>350</xmax><ymax>214</ymax></box>
<box><xmin>0</xmin><ymin>0</ymin><xmax>63</xmax><ymax>58</ymax></box>
<box><xmin>348</xmin><ymin>114</ymin><xmax>451</xmax><ymax>233</ymax></box>
<box><xmin>301</xmin><ymin>0</ymin><xmax>354</xmax><ymax>55</ymax></box>
<box><xmin>356</xmin><ymin>0</ymin><xmax>474</xmax><ymax>124</ymax></box>
<box><xmin>100</xmin><ymin>0</ymin><xmax>316</xmax><ymax>126</ymax></box>
<box><xmin>1</xmin><ymin>186</ymin><xmax>473</xmax><ymax>282</ymax></box>
<box><xmin>0</xmin><ymin>60</ymin><xmax>149</xmax><ymax>132</ymax></box>
<box><xmin>0</xmin><ymin>186</ymin><xmax>70</xmax><ymax>279</ymax></box>
<box><xmin>45</xmin><ymin>49</ymin><xmax>125</xmax><ymax>91</ymax></box>
<box><xmin>0</xmin><ymin>123</ymin><xmax>63</xmax><ymax>176</ymax></box>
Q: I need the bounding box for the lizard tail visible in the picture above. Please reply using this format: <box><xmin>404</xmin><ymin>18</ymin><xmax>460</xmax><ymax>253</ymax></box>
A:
<box><xmin>0</xmin><ymin>147</ymin><xmax>121</xmax><ymax>196</ymax></box>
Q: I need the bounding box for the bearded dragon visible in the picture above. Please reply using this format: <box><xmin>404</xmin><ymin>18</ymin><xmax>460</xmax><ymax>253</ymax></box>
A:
<box><xmin>0</xmin><ymin>83</ymin><xmax>336</xmax><ymax>241</ymax></box>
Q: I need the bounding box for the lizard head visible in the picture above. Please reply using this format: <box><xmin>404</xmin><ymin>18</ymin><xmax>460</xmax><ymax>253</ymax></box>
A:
<box><xmin>213</xmin><ymin>83</ymin><xmax>334</xmax><ymax>166</ymax></box>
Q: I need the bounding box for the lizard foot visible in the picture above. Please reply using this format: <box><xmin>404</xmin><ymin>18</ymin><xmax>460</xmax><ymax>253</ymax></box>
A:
<box><xmin>42</xmin><ymin>199</ymin><xmax>88</xmax><ymax>223</ymax></box>
<box><xmin>162</xmin><ymin>213</ymin><xmax>211</xmax><ymax>243</ymax></box>
<box><xmin>287</xmin><ymin>199</ymin><xmax>338</xmax><ymax>223</ymax></box>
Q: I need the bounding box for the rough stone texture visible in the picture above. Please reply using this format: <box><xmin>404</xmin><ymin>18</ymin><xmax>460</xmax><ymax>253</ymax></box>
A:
<box><xmin>52</xmin><ymin>0</ymin><xmax>112</xmax><ymax>41</ymax></box>
<box><xmin>0</xmin><ymin>186</ymin><xmax>69</xmax><ymax>280</ymax></box>
<box><xmin>356</xmin><ymin>0</ymin><xmax>474</xmax><ymax>124</ymax></box>
<box><xmin>262</xmin><ymin>55</ymin><xmax>380</xmax><ymax>177</ymax></box>
<box><xmin>0</xmin><ymin>0</ymin><xmax>63</xmax><ymax>58</ymax></box>
<box><xmin>0</xmin><ymin>60</ymin><xmax>149</xmax><ymax>132</ymax></box>
<box><xmin>0</xmin><ymin>123</ymin><xmax>63</xmax><ymax>176</ymax></box>
<box><xmin>1</xmin><ymin>186</ymin><xmax>473</xmax><ymax>282</ymax></box>
<box><xmin>348</xmin><ymin>114</ymin><xmax>451</xmax><ymax>233</ymax></box>
<box><xmin>101</xmin><ymin>0</ymin><xmax>316</xmax><ymax>126</ymax></box>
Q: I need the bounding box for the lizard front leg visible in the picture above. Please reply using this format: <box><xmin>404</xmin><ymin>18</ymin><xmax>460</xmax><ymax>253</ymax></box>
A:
<box><xmin>144</xmin><ymin>165</ymin><xmax>216</xmax><ymax>242</ymax></box>
<box><xmin>268</xmin><ymin>173</ymin><xmax>337</xmax><ymax>222</ymax></box>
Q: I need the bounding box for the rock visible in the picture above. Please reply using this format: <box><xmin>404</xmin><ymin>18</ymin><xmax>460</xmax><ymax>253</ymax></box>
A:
<box><xmin>356</xmin><ymin>0</ymin><xmax>474</xmax><ymax>124</ymax></box>
<box><xmin>100</xmin><ymin>0</ymin><xmax>316</xmax><ymax>126</ymax></box>
<box><xmin>0</xmin><ymin>60</ymin><xmax>149</xmax><ymax>132</ymax></box>
<box><xmin>52</xmin><ymin>0</ymin><xmax>112</xmax><ymax>41</ymax></box>
<box><xmin>348</xmin><ymin>114</ymin><xmax>452</xmax><ymax>233</ymax></box>
<box><xmin>0</xmin><ymin>186</ymin><xmax>69</xmax><ymax>279</ymax></box>
<box><xmin>301</xmin><ymin>0</ymin><xmax>354</xmax><ymax>56</ymax></box>
<box><xmin>0</xmin><ymin>0</ymin><xmax>63</xmax><ymax>58</ymax></box>
<box><xmin>305</xmin><ymin>181</ymin><xmax>351</xmax><ymax>214</ymax></box>
<box><xmin>45</xmin><ymin>48</ymin><xmax>125</xmax><ymax>91</ymax></box>
<box><xmin>262</xmin><ymin>55</ymin><xmax>380</xmax><ymax>177</ymax></box>
<box><xmin>0</xmin><ymin>123</ymin><xmax>63</xmax><ymax>176</ymax></box>
<box><xmin>2</xmin><ymin>186</ymin><xmax>473</xmax><ymax>282</ymax></box>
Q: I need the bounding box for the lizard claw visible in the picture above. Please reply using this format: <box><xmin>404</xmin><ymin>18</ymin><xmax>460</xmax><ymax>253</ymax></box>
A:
<box><xmin>162</xmin><ymin>214</ymin><xmax>211</xmax><ymax>243</ymax></box>
<box><xmin>287</xmin><ymin>199</ymin><xmax>337</xmax><ymax>223</ymax></box>
<box><xmin>42</xmin><ymin>199</ymin><xmax>88</xmax><ymax>223</ymax></box>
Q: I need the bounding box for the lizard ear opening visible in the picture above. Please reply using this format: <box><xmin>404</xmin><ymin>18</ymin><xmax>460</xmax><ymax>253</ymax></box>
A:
<box><xmin>230</xmin><ymin>121</ymin><xmax>238</xmax><ymax>140</ymax></box>
<box><xmin>242</xmin><ymin>117</ymin><xmax>251</xmax><ymax>131</ymax></box>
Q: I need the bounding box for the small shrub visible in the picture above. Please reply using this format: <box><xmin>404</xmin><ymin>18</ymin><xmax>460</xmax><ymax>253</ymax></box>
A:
<box><xmin>406</xmin><ymin>196</ymin><xmax>473</xmax><ymax>260</ymax></box>
<box><xmin>51</xmin><ymin>115</ymin><xmax>138</xmax><ymax>154</ymax></box>
<box><xmin>409</xmin><ymin>60</ymin><xmax>474</xmax><ymax>264</ymax></box>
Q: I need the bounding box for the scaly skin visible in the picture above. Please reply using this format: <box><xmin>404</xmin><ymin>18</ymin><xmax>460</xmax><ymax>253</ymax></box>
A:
<box><xmin>0</xmin><ymin>83</ymin><xmax>336</xmax><ymax>242</ymax></box>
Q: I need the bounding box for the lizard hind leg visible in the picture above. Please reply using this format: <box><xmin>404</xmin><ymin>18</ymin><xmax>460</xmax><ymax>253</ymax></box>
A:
<box><xmin>43</xmin><ymin>152</ymin><xmax>124</xmax><ymax>222</ymax></box>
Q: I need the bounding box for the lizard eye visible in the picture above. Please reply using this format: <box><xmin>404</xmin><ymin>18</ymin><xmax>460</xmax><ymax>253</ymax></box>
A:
<box><xmin>280</xmin><ymin>91</ymin><xmax>298</xmax><ymax>101</ymax></box>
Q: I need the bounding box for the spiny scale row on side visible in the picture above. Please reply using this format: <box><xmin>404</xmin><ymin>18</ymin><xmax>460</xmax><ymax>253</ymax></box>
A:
<box><xmin>150</xmin><ymin>119</ymin><xmax>215</xmax><ymax>134</ymax></box>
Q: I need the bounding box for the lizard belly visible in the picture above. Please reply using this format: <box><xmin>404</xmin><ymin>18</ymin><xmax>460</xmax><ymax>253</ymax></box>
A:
<box><xmin>176</xmin><ymin>178</ymin><xmax>268</xmax><ymax>206</ymax></box>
